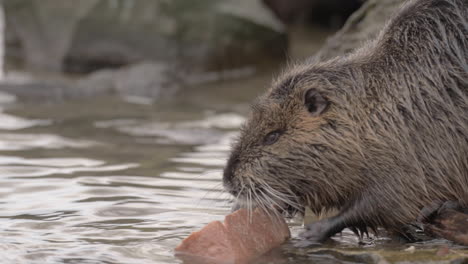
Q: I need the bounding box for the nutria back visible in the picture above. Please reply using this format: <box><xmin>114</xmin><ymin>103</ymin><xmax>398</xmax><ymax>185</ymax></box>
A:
<box><xmin>223</xmin><ymin>0</ymin><xmax>468</xmax><ymax>237</ymax></box>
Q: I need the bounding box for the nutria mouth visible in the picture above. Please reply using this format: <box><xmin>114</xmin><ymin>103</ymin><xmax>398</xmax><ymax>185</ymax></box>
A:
<box><xmin>229</xmin><ymin>185</ymin><xmax>306</xmax><ymax>218</ymax></box>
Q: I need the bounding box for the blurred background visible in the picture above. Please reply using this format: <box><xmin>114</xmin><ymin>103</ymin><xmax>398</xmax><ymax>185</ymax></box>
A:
<box><xmin>0</xmin><ymin>1</ymin><xmax>418</xmax><ymax>264</ymax></box>
<box><xmin>1</xmin><ymin>0</ymin><xmax>364</xmax><ymax>100</ymax></box>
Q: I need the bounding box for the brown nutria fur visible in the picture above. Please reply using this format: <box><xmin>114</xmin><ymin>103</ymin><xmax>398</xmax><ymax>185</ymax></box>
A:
<box><xmin>223</xmin><ymin>0</ymin><xmax>468</xmax><ymax>242</ymax></box>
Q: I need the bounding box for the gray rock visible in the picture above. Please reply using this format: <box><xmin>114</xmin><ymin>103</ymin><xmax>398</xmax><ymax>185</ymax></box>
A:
<box><xmin>77</xmin><ymin>62</ymin><xmax>178</xmax><ymax>99</ymax></box>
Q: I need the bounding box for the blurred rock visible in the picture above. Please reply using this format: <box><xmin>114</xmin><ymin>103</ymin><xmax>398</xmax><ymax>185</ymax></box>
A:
<box><xmin>0</xmin><ymin>61</ymin><xmax>177</xmax><ymax>102</ymax></box>
<box><xmin>3</xmin><ymin>0</ymin><xmax>99</xmax><ymax>72</ymax></box>
<box><xmin>0</xmin><ymin>61</ymin><xmax>261</xmax><ymax>103</ymax></box>
<box><xmin>263</xmin><ymin>0</ymin><xmax>310</xmax><ymax>24</ymax></box>
<box><xmin>4</xmin><ymin>0</ymin><xmax>286</xmax><ymax>74</ymax></box>
<box><xmin>77</xmin><ymin>62</ymin><xmax>178</xmax><ymax>99</ymax></box>
<box><xmin>316</xmin><ymin>0</ymin><xmax>404</xmax><ymax>60</ymax></box>
<box><xmin>0</xmin><ymin>78</ymin><xmax>108</xmax><ymax>103</ymax></box>
<box><xmin>263</xmin><ymin>0</ymin><xmax>362</xmax><ymax>28</ymax></box>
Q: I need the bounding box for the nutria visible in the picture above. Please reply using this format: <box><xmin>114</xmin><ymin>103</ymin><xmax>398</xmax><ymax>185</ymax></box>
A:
<box><xmin>223</xmin><ymin>0</ymin><xmax>468</xmax><ymax>243</ymax></box>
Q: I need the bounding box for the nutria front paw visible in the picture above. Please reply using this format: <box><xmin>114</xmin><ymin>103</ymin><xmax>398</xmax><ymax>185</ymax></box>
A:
<box><xmin>296</xmin><ymin>219</ymin><xmax>333</xmax><ymax>246</ymax></box>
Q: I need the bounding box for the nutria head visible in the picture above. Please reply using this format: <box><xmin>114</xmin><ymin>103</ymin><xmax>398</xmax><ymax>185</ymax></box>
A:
<box><xmin>223</xmin><ymin>62</ymin><xmax>367</xmax><ymax>216</ymax></box>
<box><xmin>223</xmin><ymin>0</ymin><xmax>468</xmax><ymax>237</ymax></box>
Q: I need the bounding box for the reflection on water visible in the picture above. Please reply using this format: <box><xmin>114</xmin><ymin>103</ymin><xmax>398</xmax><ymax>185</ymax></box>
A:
<box><xmin>0</xmin><ymin>133</ymin><xmax>95</xmax><ymax>151</ymax></box>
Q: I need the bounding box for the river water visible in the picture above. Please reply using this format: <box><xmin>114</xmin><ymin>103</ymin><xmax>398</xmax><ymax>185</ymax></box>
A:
<box><xmin>0</xmin><ymin>73</ymin><xmax>282</xmax><ymax>264</ymax></box>
<box><xmin>0</xmin><ymin>71</ymin><xmax>467</xmax><ymax>264</ymax></box>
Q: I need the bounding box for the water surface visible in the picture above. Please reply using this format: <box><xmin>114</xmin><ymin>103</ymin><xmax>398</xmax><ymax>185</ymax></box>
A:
<box><xmin>0</xmin><ymin>75</ymin><xmax>467</xmax><ymax>264</ymax></box>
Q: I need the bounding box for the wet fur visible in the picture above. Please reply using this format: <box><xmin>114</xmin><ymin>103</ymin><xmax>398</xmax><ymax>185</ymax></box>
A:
<box><xmin>224</xmin><ymin>0</ymin><xmax>468</xmax><ymax>238</ymax></box>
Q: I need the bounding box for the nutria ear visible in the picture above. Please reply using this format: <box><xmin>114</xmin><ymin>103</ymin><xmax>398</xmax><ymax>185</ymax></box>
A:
<box><xmin>304</xmin><ymin>88</ymin><xmax>329</xmax><ymax>116</ymax></box>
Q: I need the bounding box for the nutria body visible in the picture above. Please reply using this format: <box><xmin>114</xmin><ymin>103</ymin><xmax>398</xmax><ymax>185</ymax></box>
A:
<box><xmin>223</xmin><ymin>0</ymin><xmax>468</xmax><ymax>242</ymax></box>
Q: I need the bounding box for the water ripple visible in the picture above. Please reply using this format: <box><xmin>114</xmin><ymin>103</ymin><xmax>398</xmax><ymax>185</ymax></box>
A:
<box><xmin>0</xmin><ymin>113</ymin><xmax>50</xmax><ymax>130</ymax></box>
<box><xmin>0</xmin><ymin>163</ymin><xmax>139</xmax><ymax>178</ymax></box>
<box><xmin>0</xmin><ymin>133</ymin><xmax>96</xmax><ymax>151</ymax></box>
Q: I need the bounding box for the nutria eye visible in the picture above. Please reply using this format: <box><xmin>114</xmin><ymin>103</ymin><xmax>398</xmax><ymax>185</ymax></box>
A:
<box><xmin>304</xmin><ymin>88</ymin><xmax>329</xmax><ymax>116</ymax></box>
<box><xmin>263</xmin><ymin>131</ymin><xmax>281</xmax><ymax>145</ymax></box>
